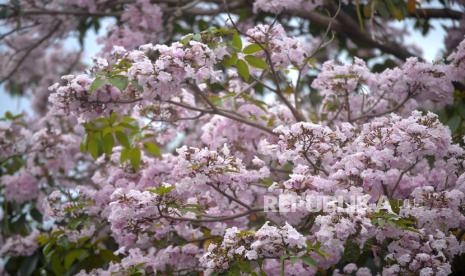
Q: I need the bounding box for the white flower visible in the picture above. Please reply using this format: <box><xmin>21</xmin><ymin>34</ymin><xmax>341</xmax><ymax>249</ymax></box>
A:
<box><xmin>244</xmin><ymin>250</ymin><xmax>258</xmax><ymax>260</ymax></box>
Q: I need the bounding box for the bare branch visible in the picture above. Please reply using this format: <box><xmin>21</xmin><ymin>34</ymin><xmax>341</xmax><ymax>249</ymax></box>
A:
<box><xmin>409</xmin><ymin>8</ymin><xmax>463</xmax><ymax>20</ymax></box>
<box><xmin>159</xmin><ymin>207</ymin><xmax>262</xmax><ymax>223</ymax></box>
<box><xmin>291</xmin><ymin>9</ymin><xmax>417</xmax><ymax>60</ymax></box>
<box><xmin>0</xmin><ymin>21</ymin><xmax>61</xmax><ymax>84</ymax></box>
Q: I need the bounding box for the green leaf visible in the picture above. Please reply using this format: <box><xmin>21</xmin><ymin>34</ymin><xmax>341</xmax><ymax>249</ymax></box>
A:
<box><xmin>123</xmin><ymin>116</ymin><xmax>136</xmax><ymax>123</ymax></box>
<box><xmin>449</xmin><ymin>115</ymin><xmax>462</xmax><ymax>132</ymax></box>
<box><xmin>243</xmin><ymin>43</ymin><xmax>263</xmax><ymax>54</ymax></box>
<box><xmin>99</xmin><ymin>249</ymin><xmax>120</xmax><ymax>263</ymax></box>
<box><xmin>227</xmin><ymin>262</ymin><xmax>241</xmax><ymax>275</ymax></box>
<box><xmin>30</xmin><ymin>208</ymin><xmax>43</xmax><ymax>222</ymax></box>
<box><xmin>120</xmin><ymin>148</ymin><xmax>131</xmax><ymax>163</ymax></box>
<box><xmin>64</xmin><ymin>249</ymin><xmax>89</xmax><ymax>269</ymax></box>
<box><xmin>245</xmin><ymin>55</ymin><xmax>267</xmax><ymax>69</ymax></box>
<box><xmin>102</xmin><ymin>126</ymin><xmax>113</xmax><ymax>136</ymax></box>
<box><xmin>94</xmin><ymin>117</ymin><xmax>109</xmax><ymax>124</ymax></box>
<box><xmin>178</xmin><ymin>204</ymin><xmax>202</xmax><ymax>214</ymax></box>
<box><xmin>180</xmin><ymin>34</ymin><xmax>194</xmax><ymax>45</ymax></box>
<box><xmin>236</xmin><ymin>59</ymin><xmax>250</xmax><ymax>81</ymax></box>
<box><xmin>51</xmin><ymin>251</ymin><xmax>65</xmax><ymax>275</ymax></box>
<box><xmin>147</xmin><ymin>185</ymin><xmax>174</xmax><ymax>196</ymax></box>
<box><xmin>79</xmin><ymin>141</ymin><xmax>86</xmax><ymax>153</ymax></box>
<box><xmin>267</xmin><ymin>116</ymin><xmax>276</xmax><ymax>127</ymax></box>
<box><xmin>143</xmin><ymin>142</ymin><xmax>161</xmax><ymax>158</ymax></box>
<box><xmin>241</xmin><ymin>94</ymin><xmax>267</xmax><ymax>111</ymax></box>
<box><xmin>280</xmin><ymin>255</ymin><xmax>286</xmax><ymax>276</ymax></box>
<box><xmin>114</xmin><ymin>58</ymin><xmax>132</xmax><ymax>71</ymax></box>
<box><xmin>89</xmin><ymin>77</ymin><xmax>107</xmax><ymax>93</ymax></box>
<box><xmin>223</xmin><ymin>52</ymin><xmax>238</xmax><ymax>68</ymax></box>
<box><xmin>131</xmin><ymin>80</ymin><xmax>144</xmax><ymax>92</ymax></box>
<box><xmin>260</xmin><ymin>178</ymin><xmax>274</xmax><ymax>186</ymax></box>
<box><xmin>376</xmin><ymin>1</ymin><xmax>391</xmax><ymax>18</ymax></box>
<box><xmin>87</xmin><ymin>137</ymin><xmax>100</xmax><ymax>159</ymax></box>
<box><xmin>119</xmin><ymin>122</ymin><xmax>139</xmax><ymax>131</ymax></box>
<box><xmin>108</xmin><ymin>76</ymin><xmax>129</xmax><ymax>91</ymax></box>
<box><xmin>385</xmin><ymin>0</ymin><xmax>404</xmax><ymax>20</ymax></box>
<box><xmin>300</xmin><ymin>255</ymin><xmax>317</xmax><ymax>267</ymax></box>
<box><xmin>232</xmin><ymin>32</ymin><xmax>242</xmax><ymax>50</ymax></box>
<box><xmin>20</xmin><ymin>253</ymin><xmax>39</xmax><ymax>276</ymax></box>
<box><xmin>363</xmin><ymin>3</ymin><xmax>372</xmax><ymax>17</ymax></box>
<box><xmin>43</xmin><ymin>243</ymin><xmax>54</xmax><ymax>259</ymax></box>
<box><xmin>3</xmin><ymin>111</ymin><xmax>23</xmax><ymax>121</ymax></box>
<box><xmin>129</xmin><ymin>148</ymin><xmax>141</xmax><ymax>170</ymax></box>
<box><xmin>342</xmin><ymin>239</ymin><xmax>361</xmax><ymax>264</ymax></box>
<box><xmin>103</xmin><ymin>133</ymin><xmax>115</xmax><ymax>155</ymax></box>
<box><xmin>289</xmin><ymin>256</ymin><xmax>300</xmax><ymax>264</ymax></box>
<box><xmin>237</xmin><ymin>259</ymin><xmax>252</xmax><ymax>273</ymax></box>
<box><xmin>193</xmin><ymin>33</ymin><xmax>202</xmax><ymax>41</ymax></box>
<box><xmin>354</xmin><ymin>0</ymin><xmax>365</xmax><ymax>30</ymax></box>
<box><xmin>208</xmin><ymin>95</ymin><xmax>222</xmax><ymax>106</ymax></box>
<box><xmin>115</xmin><ymin>131</ymin><xmax>130</xmax><ymax>148</ymax></box>
<box><xmin>0</xmin><ymin>6</ymin><xmax>11</xmax><ymax>20</ymax></box>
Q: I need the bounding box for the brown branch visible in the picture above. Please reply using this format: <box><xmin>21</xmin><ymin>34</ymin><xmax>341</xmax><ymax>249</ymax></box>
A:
<box><xmin>0</xmin><ymin>21</ymin><xmax>61</xmax><ymax>84</ymax></box>
<box><xmin>409</xmin><ymin>8</ymin><xmax>463</xmax><ymax>20</ymax></box>
<box><xmin>350</xmin><ymin>91</ymin><xmax>413</xmax><ymax>122</ymax></box>
<box><xmin>0</xmin><ymin>23</ymin><xmax>39</xmax><ymax>40</ymax></box>
<box><xmin>7</xmin><ymin>9</ymin><xmax>121</xmax><ymax>17</ymax></box>
<box><xmin>166</xmin><ymin>99</ymin><xmax>277</xmax><ymax>136</ymax></box>
<box><xmin>390</xmin><ymin>158</ymin><xmax>419</xmax><ymax>198</ymax></box>
<box><xmin>150</xmin><ymin>112</ymin><xmax>207</xmax><ymax>123</ymax></box>
<box><xmin>159</xmin><ymin>207</ymin><xmax>262</xmax><ymax>222</ymax></box>
<box><xmin>291</xmin><ymin>9</ymin><xmax>416</xmax><ymax>60</ymax></box>
<box><xmin>205</xmin><ymin>183</ymin><xmax>252</xmax><ymax>210</ymax></box>
<box><xmin>303</xmin><ymin>152</ymin><xmax>329</xmax><ymax>176</ymax></box>
<box><xmin>96</xmin><ymin>93</ymin><xmax>275</xmax><ymax>135</ymax></box>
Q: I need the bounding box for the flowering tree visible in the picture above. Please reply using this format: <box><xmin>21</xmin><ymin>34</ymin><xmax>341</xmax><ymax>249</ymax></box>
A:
<box><xmin>1</xmin><ymin>0</ymin><xmax>465</xmax><ymax>275</ymax></box>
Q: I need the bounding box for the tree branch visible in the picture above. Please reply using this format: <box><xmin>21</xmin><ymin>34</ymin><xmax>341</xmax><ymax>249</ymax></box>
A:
<box><xmin>159</xmin><ymin>207</ymin><xmax>262</xmax><ymax>222</ymax></box>
<box><xmin>291</xmin><ymin>9</ymin><xmax>417</xmax><ymax>60</ymax></box>
<box><xmin>409</xmin><ymin>8</ymin><xmax>463</xmax><ymax>20</ymax></box>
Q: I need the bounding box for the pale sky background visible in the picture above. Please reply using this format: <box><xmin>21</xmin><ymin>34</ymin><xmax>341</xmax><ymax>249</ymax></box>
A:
<box><xmin>0</xmin><ymin>19</ymin><xmax>112</xmax><ymax>115</ymax></box>
<box><xmin>0</xmin><ymin>15</ymin><xmax>458</xmax><ymax>115</ymax></box>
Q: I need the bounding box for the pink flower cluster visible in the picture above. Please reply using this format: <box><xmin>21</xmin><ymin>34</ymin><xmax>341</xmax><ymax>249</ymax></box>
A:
<box><xmin>200</xmin><ymin>222</ymin><xmax>307</xmax><ymax>274</ymax></box>
<box><xmin>0</xmin><ymin>169</ymin><xmax>39</xmax><ymax>204</ymax></box>
<box><xmin>0</xmin><ymin>230</ymin><xmax>40</xmax><ymax>257</ymax></box>
<box><xmin>312</xmin><ymin>57</ymin><xmax>459</xmax><ymax>123</ymax></box>
<box><xmin>99</xmin><ymin>0</ymin><xmax>163</xmax><ymax>53</ymax></box>
<box><xmin>246</xmin><ymin>24</ymin><xmax>314</xmax><ymax>68</ymax></box>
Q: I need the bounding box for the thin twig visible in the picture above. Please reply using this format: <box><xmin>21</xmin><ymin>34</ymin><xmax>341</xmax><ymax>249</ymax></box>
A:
<box><xmin>159</xmin><ymin>208</ymin><xmax>262</xmax><ymax>222</ymax></box>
